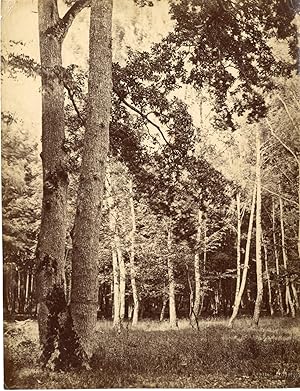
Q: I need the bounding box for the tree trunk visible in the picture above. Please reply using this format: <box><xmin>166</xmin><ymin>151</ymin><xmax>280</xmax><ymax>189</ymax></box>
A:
<box><xmin>17</xmin><ymin>269</ymin><xmax>21</xmax><ymax>313</ymax></box>
<box><xmin>279</xmin><ymin>196</ymin><xmax>295</xmax><ymax>318</ymax></box>
<box><xmin>192</xmin><ymin>209</ymin><xmax>202</xmax><ymax>321</ymax></box>
<box><xmin>291</xmin><ymin>282</ymin><xmax>299</xmax><ymax>310</ymax></box>
<box><xmin>160</xmin><ymin>296</ymin><xmax>168</xmax><ymax>322</ymax></box>
<box><xmin>117</xmin><ymin>243</ymin><xmax>126</xmax><ymax>321</ymax></box>
<box><xmin>203</xmin><ymin>218</ymin><xmax>207</xmax><ymax>273</ymax></box>
<box><xmin>253</xmin><ymin>127</ymin><xmax>263</xmax><ymax>326</ymax></box>
<box><xmin>297</xmin><ymin>161</ymin><xmax>300</xmax><ymax>261</ymax></box>
<box><xmin>36</xmin><ymin>0</ymin><xmax>69</xmax><ymax>351</ymax></box>
<box><xmin>272</xmin><ymin>198</ymin><xmax>284</xmax><ymax>315</ymax></box>
<box><xmin>129</xmin><ymin>179</ymin><xmax>139</xmax><ymax>326</ymax></box>
<box><xmin>30</xmin><ymin>273</ymin><xmax>36</xmax><ymax>315</ymax></box>
<box><xmin>112</xmin><ymin>248</ymin><xmax>121</xmax><ymax>329</ymax></box>
<box><xmin>167</xmin><ymin>224</ymin><xmax>177</xmax><ymax>329</ymax></box>
<box><xmin>19</xmin><ymin>271</ymin><xmax>26</xmax><ymax>313</ymax></box>
<box><xmin>186</xmin><ymin>263</ymin><xmax>194</xmax><ymax>318</ymax></box>
<box><xmin>235</xmin><ymin>192</ymin><xmax>242</xmax><ymax>301</ymax></box>
<box><xmin>263</xmin><ymin>239</ymin><xmax>274</xmax><ymax>316</ymax></box>
<box><xmin>228</xmin><ymin>183</ymin><xmax>256</xmax><ymax>327</ymax></box>
<box><xmin>25</xmin><ymin>271</ymin><xmax>30</xmax><ymax>312</ymax></box>
<box><xmin>106</xmin><ymin>165</ymin><xmax>123</xmax><ymax>329</ymax></box>
<box><xmin>70</xmin><ymin>0</ymin><xmax>112</xmax><ymax>359</ymax></box>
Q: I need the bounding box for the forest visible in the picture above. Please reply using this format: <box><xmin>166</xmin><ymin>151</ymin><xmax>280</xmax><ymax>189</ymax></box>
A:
<box><xmin>2</xmin><ymin>0</ymin><xmax>300</xmax><ymax>388</ymax></box>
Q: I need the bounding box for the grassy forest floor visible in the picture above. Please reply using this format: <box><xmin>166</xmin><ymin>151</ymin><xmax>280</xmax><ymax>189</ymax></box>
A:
<box><xmin>4</xmin><ymin>317</ymin><xmax>300</xmax><ymax>389</ymax></box>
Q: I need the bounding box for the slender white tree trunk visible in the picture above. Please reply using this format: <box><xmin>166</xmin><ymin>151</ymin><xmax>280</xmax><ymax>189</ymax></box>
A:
<box><xmin>235</xmin><ymin>192</ymin><xmax>242</xmax><ymax>301</ymax></box>
<box><xmin>117</xmin><ymin>242</ymin><xmax>126</xmax><ymax>321</ymax></box>
<box><xmin>167</xmin><ymin>223</ymin><xmax>177</xmax><ymax>329</ymax></box>
<box><xmin>160</xmin><ymin>296</ymin><xmax>167</xmax><ymax>322</ymax></box>
<box><xmin>291</xmin><ymin>282</ymin><xmax>299</xmax><ymax>310</ymax></box>
<box><xmin>203</xmin><ymin>218</ymin><xmax>207</xmax><ymax>273</ymax></box>
<box><xmin>112</xmin><ymin>249</ymin><xmax>121</xmax><ymax>329</ymax></box>
<box><xmin>106</xmin><ymin>166</ymin><xmax>122</xmax><ymax>329</ymax></box>
<box><xmin>129</xmin><ymin>179</ymin><xmax>139</xmax><ymax>326</ymax></box>
<box><xmin>253</xmin><ymin>127</ymin><xmax>263</xmax><ymax>326</ymax></box>
<box><xmin>263</xmin><ymin>239</ymin><xmax>274</xmax><ymax>316</ymax></box>
<box><xmin>25</xmin><ymin>271</ymin><xmax>30</xmax><ymax>312</ymax></box>
<box><xmin>279</xmin><ymin>196</ymin><xmax>295</xmax><ymax>318</ymax></box>
<box><xmin>228</xmin><ymin>183</ymin><xmax>256</xmax><ymax>327</ymax></box>
<box><xmin>272</xmin><ymin>199</ymin><xmax>284</xmax><ymax>315</ymax></box>
<box><xmin>192</xmin><ymin>209</ymin><xmax>202</xmax><ymax>321</ymax></box>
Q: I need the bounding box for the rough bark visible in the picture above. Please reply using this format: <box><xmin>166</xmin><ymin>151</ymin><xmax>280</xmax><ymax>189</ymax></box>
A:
<box><xmin>253</xmin><ymin>127</ymin><xmax>263</xmax><ymax>326</ymax></box>
<box><xmin>129</xmin><ymin>179</ymin><xmax>139</xmax><ymax>326</ymax></box>
<box><xmin>279</xmin><ymin>196</ymin><xmax>295</xmax><ymax>318</ymax></box>
<box><xmin>167</xmin><ymin>225</ymin><xmax>177</xmax><ymax>329</ymax></box>
<box><xmin>36</xmin><ymin>0</ymin><xmax>89</xmax><ymax>365</ymax></box>
<box><xmin>36</xmin><ymin>0</ymin><xmax>68</xmax><ymax>349</ymax></box>
<box><xmin>70</xmin><ymin>0</ymin><xmax>112</xmax><ymax>358</ymax></box>
<box><xmin>228</xmin><ymin>183</ymin><xmax>256</xmax><ymax>327</ymax></box>
<box><xmin>272</xmin><ymin>198</ymin><xmax>284</xmax><ymax>315</ymax></box>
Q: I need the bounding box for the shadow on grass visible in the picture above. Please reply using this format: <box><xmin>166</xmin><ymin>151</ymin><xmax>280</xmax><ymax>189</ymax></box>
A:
<box><xmin>4</xmin><ymin>317</ymin><xmax>300</xmax><ymax>389</ymax></box>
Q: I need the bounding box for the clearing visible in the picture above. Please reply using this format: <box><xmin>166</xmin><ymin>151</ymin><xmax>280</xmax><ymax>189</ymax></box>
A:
<box><xmin>4</xmin><ymin>317</ymin><xmax>300</xmax><ymax>388</ymax></box>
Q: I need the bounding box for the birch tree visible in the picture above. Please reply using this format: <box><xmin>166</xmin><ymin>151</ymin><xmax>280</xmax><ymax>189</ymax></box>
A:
<box><xmin>129</xmin><ymin>178</ymin><xmax>139</xmax><ymax>326</ymax></box>
<box><xmin>167</xmin><ymin>222</ymin><xmax>177</xmax><ymax>329</ymax></box>
<box><xmin>253</xmin><ymin>127</ymin><xmax>263</xmax><ymax>325</ymax></box>
<box><xmin>228</xmin><ymin>184</ymin><xmax>256</xmax><ymax>327</ymax></box>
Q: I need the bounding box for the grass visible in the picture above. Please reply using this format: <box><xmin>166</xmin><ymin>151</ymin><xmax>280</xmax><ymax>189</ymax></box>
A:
<box><xmin>4</xmin><ymin>317</ymin><xmax>300</xmax><ymax>388</ymax></box>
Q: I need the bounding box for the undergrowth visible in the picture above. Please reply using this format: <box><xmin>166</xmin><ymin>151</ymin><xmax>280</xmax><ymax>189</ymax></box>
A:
<box><xmin>4</xmin><ymin>317</ymin><xmax>300</xmax><ymax>388</ymax></box>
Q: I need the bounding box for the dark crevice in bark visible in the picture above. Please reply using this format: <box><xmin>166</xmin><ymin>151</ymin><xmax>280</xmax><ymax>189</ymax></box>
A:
<box><xmin>41</xmin><ymin>284</ymin><xmax>87</xmax><ymax>370</ymax></box>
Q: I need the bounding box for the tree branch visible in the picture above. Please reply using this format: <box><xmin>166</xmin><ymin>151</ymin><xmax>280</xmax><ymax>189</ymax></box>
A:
<box><xmin>64</xmin><ymin>81</ymin><xmax>86</xmax><ymax>127</ymax></box>
<box><xmin>277</xmin><ymin>94</ymin><xmax>300</xmax><ymax>134</ymax></box>
<box><xmin>113</xmin><ymin>87</ymin><xmax>171</xmax><ymax>147</ymax></box>
<box><xmin>249</xmin><ymin>177</ymin><xmax>298</xmax><ymax>206</ymax></box>
<box><xmin>59</xmin><ymin>0</ymin><xmax>90</xmax><ymax>41</ymax></box>
<box><xmin>266</xmin><ymin>117</ymin><xmax>299</xmax><ymax>164</ymax></box>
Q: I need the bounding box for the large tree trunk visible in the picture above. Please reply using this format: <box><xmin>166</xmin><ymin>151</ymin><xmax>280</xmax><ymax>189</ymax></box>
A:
<box><xmin>129</xmin><ymin>179</ymin><xmax>139</xmax><ymax>326</ymax></box>
<box><xmin>228</xmin><ymin>183</ymin><xmax>256</xmax><ymax>327</ymax></box>
<box><xmin>272</xmin><ymin>198</ymin><xmax>284</xmax><ymax>315</ymax></box>
<box><xmin>36</xmin><ymin>0</ymin><xmax>68</xmax><ymax>351</ymax></box>
<box><xmin>167</xmin><ymin>224</ymin><xmax>177</xmax><ymax>329</ymax></box>
<box><xmin>36</xmin><ymin>0</ymin><xmax>89</xmax><ymax>366</ymax></box>
<box><xmin>192</xmin><ymin>209</ymin><xmax>202</xmax><ymax>321</ymax></box>
<box><xmin>279</xmin><ymin>196</ymin><xmax>295</xmax><ymax>318</ymax></box>
<box><xmin>70</xmin><ymin>0</ymin><xmax>113</xmax><ymax>359</ymax></box>
<box><xmin>297</xmin><ymin>161</ymin><xmax>300</xmax><ymax>261</ymax></box>
<box><xmin>253</xmin><ymin>127</ymin><xmax>263</xmax><ymax>326</ymax></box>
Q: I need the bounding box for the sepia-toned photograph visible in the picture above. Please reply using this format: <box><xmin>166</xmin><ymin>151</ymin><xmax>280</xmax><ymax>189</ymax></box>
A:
<box><xmin>2</xmin><ymin>0</ymin><xmax>300</xmax><ymax>388</ymax></box>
